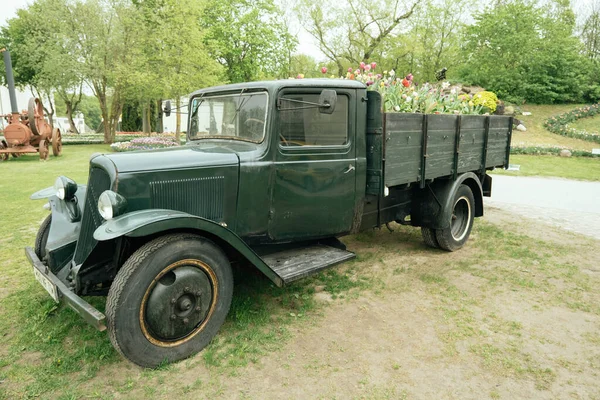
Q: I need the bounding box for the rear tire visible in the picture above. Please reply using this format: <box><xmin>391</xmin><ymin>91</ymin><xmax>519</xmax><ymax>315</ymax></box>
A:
<box><xmin>106</xmin><ymin>233</ymin><xmax>233</xmax><ymax>368</ymax></box>
<box><xmin>421</xmin><ymin>227</ymin><xmax>439</xmax><ymax>248</ymax></box>
<box><xmin>435</xmin><ymin>184</ymin><xmax>475</xmax><ymax>252</ymax></box>
<box><xmin>34</xmin><ymin>214</ymin><xmax>52</xmax><ymax>260</ymax></box>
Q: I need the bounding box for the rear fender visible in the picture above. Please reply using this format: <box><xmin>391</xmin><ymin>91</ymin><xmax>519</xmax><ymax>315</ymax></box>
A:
<box><xmin>411</xmin><ymin>173</ymin><xmax>483</xmax><ymax>229</ymax></box>
<box><xmin>94</xmin><ymin>209</ymin><xmax>283</xmax><ymax>286</ymax></box>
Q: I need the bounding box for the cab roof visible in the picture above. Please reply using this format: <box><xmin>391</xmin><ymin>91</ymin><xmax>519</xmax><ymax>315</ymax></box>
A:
<box><xmin>190</xmin><ymin>79</ymin><xmax>366</xmax><ymax>97</ymax></box>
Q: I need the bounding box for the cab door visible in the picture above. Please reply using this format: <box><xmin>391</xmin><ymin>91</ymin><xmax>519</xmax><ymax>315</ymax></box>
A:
<box><xmin>268</xmin><ymin>88</ymin><xmax>356</xmax><ymax>241</ymax></box>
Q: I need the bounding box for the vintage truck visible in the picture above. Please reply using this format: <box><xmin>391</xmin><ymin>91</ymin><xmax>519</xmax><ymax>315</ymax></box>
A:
<box><xmin>26</xmin><ymin>79</ymin><xmax>512</xmax><ymax>367</ymax></box>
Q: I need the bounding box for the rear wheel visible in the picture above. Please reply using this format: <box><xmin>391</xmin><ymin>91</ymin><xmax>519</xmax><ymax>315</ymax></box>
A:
<box><xmin>421</xmin><ymin>227</ymin><xmax>439</xmax><ymax>248</ymax></box>
<box><xmin>34</xmin><ymin>214</ymin><xmax>52</xmax><ymax>260</ymax></box>
<box><xmin>435</xmin><ymin>184</ymin><xmax>475</xmax><ymax>251</ymax></box>
<box><xmin>106</xmin><ymin>233</ymin><xmax>233</xmax><ymax>368</ymax></box>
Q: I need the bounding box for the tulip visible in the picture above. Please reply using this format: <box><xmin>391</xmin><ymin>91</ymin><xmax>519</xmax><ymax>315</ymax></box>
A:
<box><xmin>296</xmin><ymin>74</ymin><xmax>304</xmax><ymax>79</ymax></box>
<box><xmin>364</xmin><ymin>64</ymin><xmax>371</xmax><ymax>71</ymax></box>
<box><xmin>348</xmin><ymin>67</ymin><xmax>353</xmax><ymax>73</ymax></box>
<box><xmin>321</xmin><ymin>67</ymin><xmax>328</xmax><ymax>74</ymax></box>
<box><xmin>371</xmin><ymin>62</ymin><xmax>377</xmax><ymax>70</ymax></box>
<box><xmin>406</xmin><ymin>73</ymin><xmax>413</xmax><ymax>81</ymax></box>
<box><xmin>360</xmin><ymin>62</ymin><xmax>366</xmax><ymax>70</ymax></box>
<box><xmin>402</xmin><ymin>78</ymin><xmax>410</xmax><ymax>87</ymax></box>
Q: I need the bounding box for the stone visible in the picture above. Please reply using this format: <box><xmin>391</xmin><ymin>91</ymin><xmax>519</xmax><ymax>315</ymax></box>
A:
<box><xmin>559</xmin><ymin>149</ymin><xmax>572</xmax><ymax>157</ymax></box>
<box><xmin>516</xmin><ymin>124</ymin><xmax>527</xmax><ymax>132</ymax></box>
<box><xmin>461</xmin><ymin>85</ymin><xmax>485</xmax><ymax>94</ymax></box>
<box><xmin>504</xmin><ymin>105</ymin><xmax>515</xmax><ymax>115</ymax></box>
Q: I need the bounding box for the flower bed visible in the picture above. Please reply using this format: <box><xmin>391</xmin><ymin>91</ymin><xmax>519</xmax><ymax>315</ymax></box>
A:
<box><xmin>314</xmin><ymin>63</ymin><xmax>494</xmax><ymax>115</ymax></box>
<box><xmin>61</xmin><ymin>132</ymin><xmax>186</xmax><ymax>145</ymax></box>
<box><xmin>510</xmin><ymin>145</ymin><xmax>599</xmax><ymax>158</ymax></box>
<box><xmin>110</xmin><ymin>136</ymin><xmax>181</xmax><ymax>152</ymax></box>
<box><xmin>543</xmin><ymin>104</ymin><xmax>600</xmax><ymax>144</ymax></box>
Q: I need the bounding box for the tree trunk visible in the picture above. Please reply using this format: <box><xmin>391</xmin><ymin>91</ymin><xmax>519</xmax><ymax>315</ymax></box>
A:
<box><xmin>142</xmin><ymin>103</ymin><xmax>150</xmax><ymax>134</ymax></box>
<box><xmin>175</xmin><ymin>97</ymin><xmax>181</xmax><ymax>143</ymax></box>
<box><xmin>65</xmin><ymin>101</ymin><xmax>79</xmax><ymax>134</ymax></box>
<box><xmin>156</xmin><ymin>99</ymin><xmax>164</xmax><ymax>133</ymax></box>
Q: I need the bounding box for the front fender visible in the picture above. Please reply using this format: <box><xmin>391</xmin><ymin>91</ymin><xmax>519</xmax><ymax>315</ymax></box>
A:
<box><xmin>93</xmin><ymin>209</ymin><xmax>283</xmax><ymax>286</ymax></box>
<box><xmin>30</xmin><ymin>184</ymin><xmax>87</xmax><ymax>200</ymax></box>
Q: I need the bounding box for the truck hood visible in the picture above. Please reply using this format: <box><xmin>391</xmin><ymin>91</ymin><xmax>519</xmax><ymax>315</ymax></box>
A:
<box><xmin>102</xmin><ymin>143</ymin><xmax>240</xmax><ymax>173</ymax></box>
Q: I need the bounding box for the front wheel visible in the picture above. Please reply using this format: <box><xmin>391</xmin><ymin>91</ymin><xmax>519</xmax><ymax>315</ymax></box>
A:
<box><xmin>106</xmin><ymin>233</ymin><xmax>233</xmax><ymax>368</ymax></box>
<box><xmin>435</xmin><ymin>184</ymin><xmax>475</xmax><ymax>252</ymax></box>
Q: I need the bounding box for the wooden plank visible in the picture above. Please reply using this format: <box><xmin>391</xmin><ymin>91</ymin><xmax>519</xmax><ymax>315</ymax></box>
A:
<box><xmin>263</xmin><ymin>244</ymin><xmax>356</xmax><ymax>284</ymax></box>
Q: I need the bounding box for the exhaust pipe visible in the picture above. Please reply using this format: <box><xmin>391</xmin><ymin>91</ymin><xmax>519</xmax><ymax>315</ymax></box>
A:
<box><xmin>1</xmin><ymin>49</ymin><xmax>19</xmax><ymax>114</ymax></box>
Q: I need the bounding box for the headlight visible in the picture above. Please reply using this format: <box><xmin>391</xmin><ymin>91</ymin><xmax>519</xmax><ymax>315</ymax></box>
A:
<box><xmin>98</xmin><ymin>190</ymin><xmax>127</xmax><ymax>220</ymax></box>
<box><xmin>54</xmin><ymin>176</ymin><xmax>77</xmax><ymax>200</ymax></box>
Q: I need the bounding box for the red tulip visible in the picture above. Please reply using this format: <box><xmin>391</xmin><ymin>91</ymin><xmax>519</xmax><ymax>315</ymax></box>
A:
<box><xmin>360</xmin><ymin>62</ymin><xmax>366</xmax><ymax>70</ymax></box>
<box><xmin>402</xmin><ymin>78</ymin><xmax>410</xmax><ymax>87</ymax></box>
<box><xmin>321</xmin><ymin>67</ymin><xmax>328</xmax><ymax>74</ymax></box>
<box><xmin>371</xmin><ymin>62</ymin><xmax>377</xmax><ymax>70</ymax></box>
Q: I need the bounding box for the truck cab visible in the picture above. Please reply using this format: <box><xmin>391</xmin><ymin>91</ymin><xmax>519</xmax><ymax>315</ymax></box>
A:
<box><xmin>26</xmin><ymin>79</ymin><xmax>512</xmax><ymax>368</ymax></box>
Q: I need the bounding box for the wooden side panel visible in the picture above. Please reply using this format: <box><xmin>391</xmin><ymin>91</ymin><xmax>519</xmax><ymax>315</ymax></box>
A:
<box><xmin>384</xmin><ymin>113</ymin><xmax>423</xmax><ymax>186</ymax></box>
<box><xmin>486</xmin><ymin>116</ymin><xmax>512</xmax><ymax>168</ymax></box>
<box><xmin>424</xmin><ymin>114</ymin><xmax>458</xmax><ymax>180</ymax></box>
<box><xmin>457</xmin><ymin>116</ymin><xmax>486</xmax><ymax>173</ymax></box>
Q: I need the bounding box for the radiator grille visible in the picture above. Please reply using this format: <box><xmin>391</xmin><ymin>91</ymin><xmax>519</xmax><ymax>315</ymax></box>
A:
<box><xmin>73</xmin><ymin>167</ymin><xmax>111</xmax><ymax>264</ymax></box>
<box><xmin>150</xmin><ymin>176</ymin><xmax>225</xmax><ymax>221</ymax></box>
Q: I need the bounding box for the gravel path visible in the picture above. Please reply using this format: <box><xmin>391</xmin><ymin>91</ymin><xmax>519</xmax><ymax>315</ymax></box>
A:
<box><xmin>485</xmin><ymin>175</ymin><xmax>600</xmax><ymax>240</ymax></box>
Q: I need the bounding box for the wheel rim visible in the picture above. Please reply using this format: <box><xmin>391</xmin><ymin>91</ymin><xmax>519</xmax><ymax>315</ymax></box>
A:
<box><xmin>140</xmin><ymin>259</ymin><xmax>218</xmax><ymax>347</ymax></box>
<box><xmin>450</xmin><ymin>196</ymin><xmax>471</xmax><ymax>241</ymax></box>
<box><xmin>39</xmin><ymin>139</ymin><xmax>49</xmax><ymax>160</ymax></box>
<box><xmin>52</xmin><ymin>129</ymin><xmax>62</xmax><ymax>156</ymax></box>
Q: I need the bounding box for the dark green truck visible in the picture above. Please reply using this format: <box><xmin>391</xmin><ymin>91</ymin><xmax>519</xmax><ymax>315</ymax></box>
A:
<box><xmin>27</xmin><ymin>79</ymin><xmax>512</xmax><ymax>367</ymax></box>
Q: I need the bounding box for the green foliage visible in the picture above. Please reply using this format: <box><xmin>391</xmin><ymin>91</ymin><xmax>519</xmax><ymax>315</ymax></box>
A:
<box><xmin>459</xmin><ymin>0</ymin><xmax>591</xmax><ymax>104</ymax></box>
<box><xmin>201</xmin><ymin>0</ymin><xmax>296</xmax><ymax>82</ymax></box>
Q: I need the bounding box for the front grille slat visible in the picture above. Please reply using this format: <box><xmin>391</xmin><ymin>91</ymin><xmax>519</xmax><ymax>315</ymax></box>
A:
<box><xmin>150</xmin><ymin>176</ymin><xmax>225</xmax><ymax>221</ymax></box>
<box><xmin>73</xmin><ymin>168</ymin><xmax>111</xmax><ymax>265</ymax></box>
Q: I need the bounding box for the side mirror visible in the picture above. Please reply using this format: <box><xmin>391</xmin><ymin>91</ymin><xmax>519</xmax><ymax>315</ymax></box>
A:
<box><xmin>319</xmin><ymin>89</ymin><xmax>337</xmax><ymax>114</ymax></box>
<box><xmin>163</xmin><ymin>100</ymin><xmax>171</xmax><ymax>117</ymax></box>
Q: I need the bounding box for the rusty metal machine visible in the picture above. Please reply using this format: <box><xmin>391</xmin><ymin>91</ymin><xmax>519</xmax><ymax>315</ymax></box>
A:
<box><xmin>0</xmin><ymin>49</ymin><xmax>62</xmax><ymax>162</ymax></box>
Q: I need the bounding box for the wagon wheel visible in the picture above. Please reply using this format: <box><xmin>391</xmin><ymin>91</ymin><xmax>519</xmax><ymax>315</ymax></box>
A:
<box><xmin>39</xmin><ymin>139</ymin><xmax>49</xmax><ymax>160</ymax></box>
<box><xmin>52</xmin><ymin>128</ymin><xmax>62</xmax><ymax>156</ymax></box>
<box><xmin>0</xmin><ymin>141</ymin><xmax>8</xmax><ymax>162</ymax></box>
<box><xmin>11</xmin><ymin>152</ymin><xmax>21</xmax><ymax>159</ymax></box>
<box><xmin>28</xmin><ymin>98</ymin><xmax>44</xmax><ymax>136</ymax></box>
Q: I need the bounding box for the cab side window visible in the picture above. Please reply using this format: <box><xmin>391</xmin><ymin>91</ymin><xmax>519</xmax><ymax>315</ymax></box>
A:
<box><xmin>279</xmin><ymin>94</ymin><xmax>348</xmax><ymax>146</ymax></box>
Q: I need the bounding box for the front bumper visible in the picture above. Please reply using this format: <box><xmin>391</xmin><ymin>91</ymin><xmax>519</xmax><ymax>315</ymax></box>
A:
<box><xmin>25</xmin><ymin>246</ymin><xmax>106</xmax><ymax>331</ymax></box>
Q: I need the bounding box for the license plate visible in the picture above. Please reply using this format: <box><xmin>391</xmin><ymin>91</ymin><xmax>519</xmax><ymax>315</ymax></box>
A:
<box><xmin>33</xmin><ymin>267</ymin><xmax>59</xmax><ymax>303</ymax></box>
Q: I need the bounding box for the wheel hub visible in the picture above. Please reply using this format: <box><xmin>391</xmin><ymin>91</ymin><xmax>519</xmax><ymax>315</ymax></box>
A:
<box><xmin>144</xmin><ymin>265</ymin><xmax>213</xmax><ymax>342</ymax></box>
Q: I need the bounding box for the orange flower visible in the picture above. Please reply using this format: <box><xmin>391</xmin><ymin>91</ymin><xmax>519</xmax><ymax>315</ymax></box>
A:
<box><xmin>402</xmin><ymin>78</ymin><xmax>410</xmax><ymax>87</ymax></box>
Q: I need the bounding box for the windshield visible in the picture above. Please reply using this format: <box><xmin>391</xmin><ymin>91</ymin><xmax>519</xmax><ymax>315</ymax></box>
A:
<box><xmin>189</xmin><ymin>92</ymin><xmax>268</xmax><ymax>143</ymax></box>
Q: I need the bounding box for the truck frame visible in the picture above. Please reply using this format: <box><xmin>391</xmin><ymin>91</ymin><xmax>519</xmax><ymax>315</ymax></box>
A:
<box><xmin>26</xmin><ymin>79</ymin><xmax>512</xmax><ymax>367</ymax></box>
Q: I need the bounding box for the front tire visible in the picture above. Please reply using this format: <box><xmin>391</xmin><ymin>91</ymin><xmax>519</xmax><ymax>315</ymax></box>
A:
<box><xmin>435</xmin><ymin>184</ymin><xmax>475</xmax><ymax>251</ymax></box>
<box><xmin>106</xmin><ymin>233</ymin><xmax>233</xmax><ymax>368</ymax></box>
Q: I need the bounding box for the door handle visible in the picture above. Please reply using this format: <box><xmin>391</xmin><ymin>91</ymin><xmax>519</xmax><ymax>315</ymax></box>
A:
<box><xmin>344</xmin><ymin>164</ymin><xmax>355</xmax><ymax>174</ymax></box>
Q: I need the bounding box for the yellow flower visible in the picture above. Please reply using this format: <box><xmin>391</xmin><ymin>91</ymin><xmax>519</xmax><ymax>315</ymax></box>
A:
<box><xmin>468</xmin><ymin>100</ymin><xmax>474</xmax><ymax>107</ymax></box>
<box><xmin>383</xmin><ymin>70</ymin><xmax>388</xmax><ymax>75</ymax></box>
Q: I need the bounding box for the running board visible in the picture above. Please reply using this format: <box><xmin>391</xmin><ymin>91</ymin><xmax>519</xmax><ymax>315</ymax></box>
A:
<box><xmin>262</xmin><ymin>244</ymin><xmax>356</xmax><ymax>284</ymax></box>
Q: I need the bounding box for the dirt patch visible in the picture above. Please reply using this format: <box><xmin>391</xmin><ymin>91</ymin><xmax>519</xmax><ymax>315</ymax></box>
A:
<box><xmin>6</xmin><ymin>208</ymin><xmax>600</xmax><ymax>399</ymax></box>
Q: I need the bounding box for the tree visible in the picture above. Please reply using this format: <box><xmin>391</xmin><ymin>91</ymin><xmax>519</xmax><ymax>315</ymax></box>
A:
<box><xmin>296</xmin><ymin>0</ymin><xmax>420</xmax><ymax>76</ymax></box>
<box><xmin>202</xmin><ymin>0</ymin><xmax>296</xmax><ymax>83</ymax></box>
<box><xmin>0</xmin><ymin>0</ymin><xmax>82</xmax><ymax>129</ymax></box>
<box><xmin>459</xmin><ymin>0</ymin><xmax>589</xmax><ymax>104</ymax></box>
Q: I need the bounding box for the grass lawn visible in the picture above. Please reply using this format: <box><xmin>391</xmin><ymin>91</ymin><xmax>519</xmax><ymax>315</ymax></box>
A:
<box><xmin>491</xmin><ymin>154</ymin><xmax>600</xmax><ymax>181</ymax></box>
<box><xmin>571</xmin><ymin>113</ymin><xmax>600</xmax><ymax>134</ymax></box>
<box><xmin>513</xmin><ymin>104</ymin><xmax>598</xmax><ymax>151</ymax></box>
<box><xmin>0</xmin><ymin>144</ymin><xmax>599</xmax><ymax>399</ymax></box>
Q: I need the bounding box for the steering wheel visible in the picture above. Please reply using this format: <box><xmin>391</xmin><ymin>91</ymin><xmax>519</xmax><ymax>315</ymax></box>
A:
<box><xmin>244</xmin><ymin>118</ymin><xmax>265</xmax><ymax>139</ymax></box>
